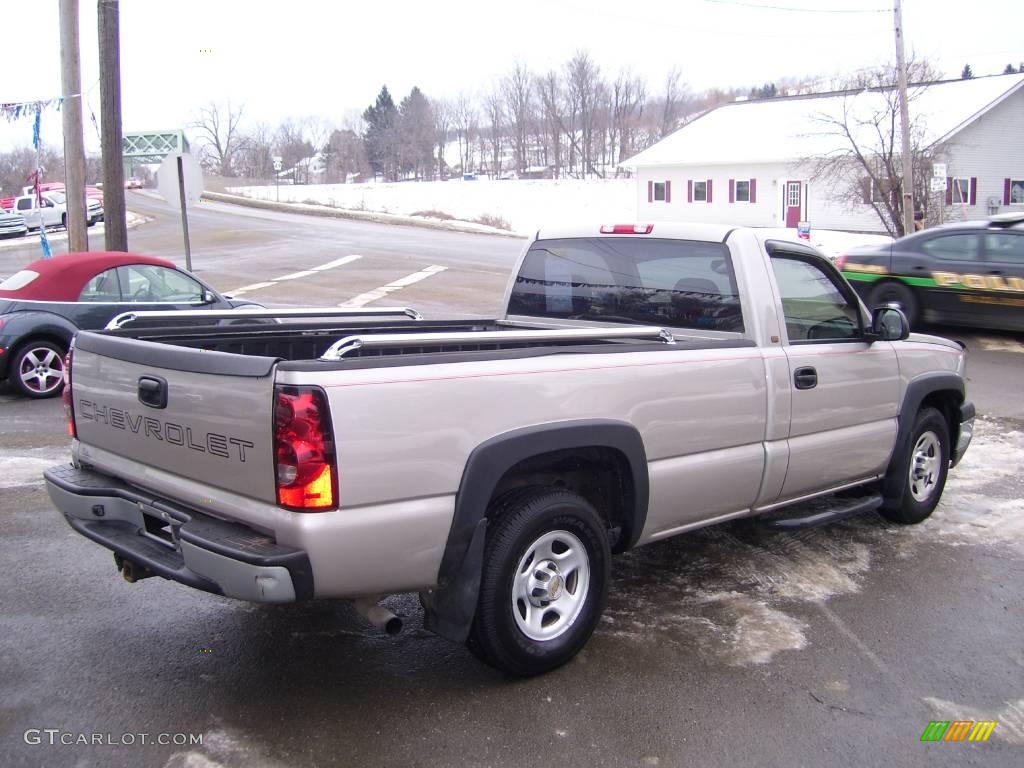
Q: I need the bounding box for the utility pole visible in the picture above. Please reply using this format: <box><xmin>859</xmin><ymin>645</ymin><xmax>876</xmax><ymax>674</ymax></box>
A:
<box><xmin>893</xmin><ymin>0</ymin><xmax>915</xmax><ymax>237</ymax></box>
<box><xmin>98</xmin><ymin>0</ymin><xmax>127</xmax><ymax>250</ymax></box>
<box><xmin>59</xmin><ymin>0</ymin><xmax>89</xmax><ymax>252</ymax></box>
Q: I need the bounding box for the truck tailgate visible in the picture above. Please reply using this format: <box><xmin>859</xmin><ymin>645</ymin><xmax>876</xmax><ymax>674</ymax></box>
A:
<box><xmin>70</xmin><ymin>331</ymin><xmax>278</xmax><ymax>503</ymax></box>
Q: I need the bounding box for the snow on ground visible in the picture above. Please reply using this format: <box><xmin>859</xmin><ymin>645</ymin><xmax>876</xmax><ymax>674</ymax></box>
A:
<box><xmin>227</xmin><ymin>178</ymin><xmax>892</xmax><ymax>258</ymax></box>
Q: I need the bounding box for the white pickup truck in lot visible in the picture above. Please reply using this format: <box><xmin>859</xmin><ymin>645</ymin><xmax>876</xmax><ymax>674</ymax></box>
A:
<box><xmin>44</xmin><ymin>223</ymin><xmax>974</xmax><ymax>676</ymax></box>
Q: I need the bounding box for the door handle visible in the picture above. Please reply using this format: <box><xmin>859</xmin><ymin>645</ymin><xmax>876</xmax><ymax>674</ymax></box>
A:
<box><xmin>794</xmin><ymin>366</ymin><xmax>818</xmax><ymax>390</ymax></box>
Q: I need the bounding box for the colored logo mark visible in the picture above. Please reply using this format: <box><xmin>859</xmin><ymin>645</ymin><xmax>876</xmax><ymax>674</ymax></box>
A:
<box><xmin>920</xmin><ymin>720</ymin><xmax>997</xmax><ymax>742</ymax></box>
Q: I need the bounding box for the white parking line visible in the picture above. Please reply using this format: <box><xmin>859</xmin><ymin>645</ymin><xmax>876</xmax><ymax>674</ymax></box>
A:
<box><xmin>227</xmin><ymin>255</ymin><xmax>364</xmax><ymax>296</ymax></box>
<box><xmin>340</xmin><ymin>265</ymin><xmax>448</xmax><ymax>308</ymax></box>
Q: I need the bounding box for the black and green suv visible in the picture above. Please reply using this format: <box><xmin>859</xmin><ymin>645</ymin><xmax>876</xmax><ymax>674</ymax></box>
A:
<box><xmin>840</xmin><ymin>213</ymin><xmax>1024</xmax><ymax>332</ymax></box>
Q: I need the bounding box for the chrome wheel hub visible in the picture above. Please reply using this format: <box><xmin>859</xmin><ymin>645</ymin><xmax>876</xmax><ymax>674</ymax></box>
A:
<box><xmin>19</xmin><ymin>348</ymin><xmax>63</xmax><ymax>394</ymax></box>
<box><xmin>512</xmin><ymin>530</ymin><xmax>590</xmax><ymax>642</ymax></box>
<box><xmin>909</xmin><ymin>430</ymin><xmax>941</xmax><ymax>503</ymax></box>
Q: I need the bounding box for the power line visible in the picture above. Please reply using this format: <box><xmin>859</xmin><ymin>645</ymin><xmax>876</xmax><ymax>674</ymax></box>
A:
<box><xmin>703</xmin><ymin>0</ymin><xmax>888</xmax><ymax>12</ymax></box>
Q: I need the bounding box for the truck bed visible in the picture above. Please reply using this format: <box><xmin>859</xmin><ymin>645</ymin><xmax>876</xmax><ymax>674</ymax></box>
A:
<box><xmin>93</xmin><ymin>315</ymin><xmax>738</xmax><ymax>369</ymax></box>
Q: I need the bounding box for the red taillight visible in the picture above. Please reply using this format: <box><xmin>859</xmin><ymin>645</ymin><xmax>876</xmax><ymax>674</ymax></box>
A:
<box><xmin>274</xmin><ymin>385</ymin><xmax>336</xmax><ymax>511</ymax></box>
<box><xmin>835</xmin><ymin>253</ymin><xmax>848</xmax><ymax>270</ymax></box>
<box><xmin>600</xmin><ymin>224</ymin><xmax>654</xmax><ymax>235</ymax></box>
<box><xmin>62</xmin><ymin>341</ymin><xmax>75</xmax><ymax>438</ymax></box>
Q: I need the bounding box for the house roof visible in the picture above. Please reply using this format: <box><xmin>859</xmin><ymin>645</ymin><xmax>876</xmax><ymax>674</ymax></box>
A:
<box><xmin>625</xmin><ymin>72</ymin><xmax>1024</xmax><ymax>168</ymax></box>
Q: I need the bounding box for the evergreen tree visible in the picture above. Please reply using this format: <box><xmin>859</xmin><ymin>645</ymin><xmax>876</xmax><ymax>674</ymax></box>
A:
<box><xmin>363</xmin><ymin>86</ymin><xmax>398</xmax><ymax>181</ymax></box>
<box><xmin>961</xmin><ymin>63</ymin><xmax>974</xmax><ymax>79</ymax></box>
<box><xmin>1005</xmin><ymin>63</ymin><xmax>1018</xmax><ymax>74</ymax></box>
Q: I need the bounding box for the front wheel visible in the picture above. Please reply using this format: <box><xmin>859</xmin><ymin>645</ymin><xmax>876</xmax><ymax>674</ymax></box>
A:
<box><xmin>467</xmin><ymin>487</ymin><xmax>610</xmax><ymax>677</ymax></box>
<box><xmin>879</xmin><ymin>407</ymin><xmax>949</xmax><ymax>524</ymax></box>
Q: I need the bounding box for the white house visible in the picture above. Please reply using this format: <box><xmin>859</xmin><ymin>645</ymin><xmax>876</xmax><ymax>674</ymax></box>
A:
<box><xmin>626</xmin><ymin>73</ymin><xmax>1024</xmax><ymax>234</ymax></box>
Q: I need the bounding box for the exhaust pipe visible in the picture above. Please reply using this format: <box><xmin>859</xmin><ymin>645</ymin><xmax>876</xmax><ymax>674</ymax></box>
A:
<box><xmin>354</xmin><ymin>596</ymin><xmax>403</xmax><ymax>636</ymax></box>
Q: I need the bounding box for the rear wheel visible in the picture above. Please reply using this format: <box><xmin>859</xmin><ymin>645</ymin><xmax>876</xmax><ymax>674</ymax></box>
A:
<box><xmin>868</xmin><ymin>280</ymin><xmax>918</xmax><ymax>329</ymax></box>
<box><xmin>467</xmin><ymin>487</ymin><xmax>610</xmax><ymax>677</ymax></box>
<box><xmin>12</xmin><ymin>340</ymin><xmax>66</xmax><ymax>398</ymax></box>
<box><xmin>60</xmin><ymin>213</ymin><xmax>67</xmax><ymax>230</ymax></box>
<box><xmin>880</xmin><ymin>407</ymin><xmax>949</xmax><ymax>524</ymax></box>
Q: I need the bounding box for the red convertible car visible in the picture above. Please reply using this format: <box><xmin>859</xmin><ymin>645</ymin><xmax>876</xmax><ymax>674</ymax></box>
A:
<box><xmin>0</xmin><ymin>252</ymin><xmax>260</xmax><ymax>397</ymax></box>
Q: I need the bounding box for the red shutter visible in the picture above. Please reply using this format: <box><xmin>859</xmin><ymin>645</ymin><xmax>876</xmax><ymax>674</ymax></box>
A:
<box><xmin>750</xmin><ymin>178</ymin><xmax>757</xmax><ymax>203</ymax></box>
<box><xmin>945</xmin><ymin>178</ymin><xmax>953</xmax><ymax>205</ymax></box>
<box><xmin>728</xmin><ymin>179</ymin><xmax>735</xmax><ymax>203</ymax></box>
<box><xmin>687</xmin><ymin>180</ymin><xmax>693</xmax><ymax>203</ymax></box>
<box><xmin>706</xmin><ymin>179</ymin><xmax>713</xmax><ymax>203</ymax></box>
<box><xmin>969</xmin><ymin>177</ymin><xmax>977</xmax><ymax>206</ymax></box>
<box><xmin>647</xmin><ymin>180</ymin><xmax>653</xmax><ymax>203</ymax></box>
<box><xmin>665</xmin><ymin>180</ymin><xmax>671</xmax><ymax>203</ymax></box>
<box><xmin>1006</xmin><ymin>178</ymin><xmax>1013</xmax><ymax>206</ymax></box>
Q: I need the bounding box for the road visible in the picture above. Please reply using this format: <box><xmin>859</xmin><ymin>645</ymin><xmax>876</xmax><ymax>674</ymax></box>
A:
<box><xmin>1</xmin><ymin>198</ymin><xmax>1022</xmax><ymax>768</ymax></box>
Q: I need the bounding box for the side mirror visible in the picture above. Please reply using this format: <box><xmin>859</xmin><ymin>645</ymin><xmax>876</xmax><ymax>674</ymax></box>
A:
<box><xmin>202</xmin><ymin>290</ymin><xmax>217</xmax><ymax>305</ymax></box>
<box><xmin>870</xmin><ymin>305</ymin><xmax>910</xmax><ymax>341</ymax></box>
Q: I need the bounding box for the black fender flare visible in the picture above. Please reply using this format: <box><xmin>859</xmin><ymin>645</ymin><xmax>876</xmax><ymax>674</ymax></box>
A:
<box><xmin>422</xmin><ymin>419</ymin><xmax>649</xmax><ymax>642</ymax></box>
<box><xmin>0</xmin><ymin>311</ymin><xmax>77</xmax><ymax>378</ymax></box>
<box><xmin>882</xmin><ymin>372</ymin><xmax>965</xmax><ymax>506</ymax></box>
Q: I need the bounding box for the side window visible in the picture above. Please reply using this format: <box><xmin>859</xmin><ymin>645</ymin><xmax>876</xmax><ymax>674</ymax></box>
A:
<box><xmin>771</xmin><ymin>256</ymin><xmax>861</xmax><ymax>342</ymax></box>
<box><xmin>921</xmin><ymin>234</ymin><xmax>980</xmax><ymax>261</ymax></box>
<box><xmin>984</xmin><ymin>232</ymin><xmax>1024</xmax><ymax>265</ymax></box>
<box><xmin>118</xmin><ymin>265</ymin><xmax>204</xmax><ymax>303</ymax></box>
<box><xmin>16</xmin><ymin>198</ymin><xmax>32</xmax><ymax>211</ymax></box>
<box><xmin>78</xmin><ymin>268</ymin><xmax>122</xmax><ymax>302</ymax></box>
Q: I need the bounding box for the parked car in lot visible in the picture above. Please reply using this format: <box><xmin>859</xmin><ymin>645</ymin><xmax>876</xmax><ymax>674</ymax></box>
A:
<box><xmin>0</xmin><ymin>251</ymin><xmax>261</xmax><ymax>398</ymax></box>
<box><xmin>840</xmin><ymin>212</ymin><xmax>1024</xmax><ymax>332</ymax></box>
<box><xmin>44</xmin><ymin>224</ymin><xmax>974</xmax><ymax>676</ymax></box>
<box><xmin>13</xmin><ymin>191</ymin><xmax>104</xmax><ymax>231</ymax></box>
<box><xmin>0</xmin><ymin>208</ymin><xmax>27</xmax><ymax>238</ymax></box>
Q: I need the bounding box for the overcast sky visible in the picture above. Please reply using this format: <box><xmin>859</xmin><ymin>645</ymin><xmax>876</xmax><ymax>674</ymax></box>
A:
<box><xmin>2</xmin><ymin>0</ymin><xmax>1021</xmax><ymax>152</ymax></box>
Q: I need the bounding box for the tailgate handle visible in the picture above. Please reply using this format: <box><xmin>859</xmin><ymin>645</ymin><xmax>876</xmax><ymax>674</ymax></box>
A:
<box><xmin>138</xmin><ymin>376</ymin><xmax>168</xmax><ymax>409</ymax></box>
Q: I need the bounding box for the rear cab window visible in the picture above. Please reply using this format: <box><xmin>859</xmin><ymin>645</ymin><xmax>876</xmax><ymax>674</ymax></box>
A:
<box><xmin>0</xmin><ymin>270</ymin><xmax>40</xmax><ymax>291</ymax></box>
<box><xmin>507</xmin><ymin>237</ymin><xmax>744</xmax><ymax>333</ymax></box>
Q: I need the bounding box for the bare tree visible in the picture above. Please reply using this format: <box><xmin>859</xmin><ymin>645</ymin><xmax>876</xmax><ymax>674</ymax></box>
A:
<box><xmin>191</xmin><ymin>101</ymin><xmax>245</xmax><ymax>177</ymax></box>
<box><xmin>805</xmin><ymin>60</ymin><xmax>943</xmax><ymax>237</ymax></box>
<box><xmin>611</xmin><ymin>70</ymin><xmax>647</xmax><ymax>168</ymax></box>
<box><xmin>451</xmin><ymin>93</ymin><xmax>478</xmax><ymax>173</ymax></box>
<box><xmin>537</xmin><ymin>71</ymin><xmax>564</xmax><ymax>177</ymax></box>
<box><xmin>503</xmin><ymin>63</ymin><xmax>534</xmax><ymax>174</ymax></box>
<box><xmin>483</xmin><ymin>85</ymin><xmax>505</xmax><ymax>177</ymax></box>
<box><xmin>659</xmin><ymin>67</ymin><xmax>685</xmax><ymax>139</ymax></box>
<box><xmin>433</xmin><ymin>99</ymin><xmax>452</xmax><ymax>180</ymax></box>
<box><xmin>566</xmin><ymin>51</ymin><xmax>604</xmax><ymax>178</ymax></box>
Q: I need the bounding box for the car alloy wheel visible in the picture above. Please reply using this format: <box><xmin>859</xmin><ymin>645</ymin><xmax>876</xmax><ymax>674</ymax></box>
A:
<box><xmin>14</xmin><ymin>342</ymin><xmax>65</xmax><ymax>398</ymax></box>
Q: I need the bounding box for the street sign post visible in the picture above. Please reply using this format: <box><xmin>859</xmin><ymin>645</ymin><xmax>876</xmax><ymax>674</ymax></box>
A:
<box><xmin>158</xmin><ymin>152</ymin><xmax>203</xmax><ymax>271</ymax></box>
<box><xmin>273</xmin><ymin>156</ymin><xmax>283</xmax><ymax>202</ymax></box>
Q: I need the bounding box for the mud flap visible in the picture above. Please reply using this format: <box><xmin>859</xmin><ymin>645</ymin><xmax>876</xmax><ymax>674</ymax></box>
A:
<box><xmin>421</xmin><ymin>518</ymin><xmax>487</xmax><ymax>643</ymax></box>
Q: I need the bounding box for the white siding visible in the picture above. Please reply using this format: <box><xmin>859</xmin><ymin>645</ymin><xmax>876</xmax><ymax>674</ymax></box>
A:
<box><xmin>940</xmin><ymin>88</ymin><xmax>1024</xmax><ymax>218</ymax></box>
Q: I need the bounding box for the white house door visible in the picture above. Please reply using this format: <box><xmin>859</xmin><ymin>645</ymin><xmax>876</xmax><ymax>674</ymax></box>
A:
<box><xmin>785</xmin><ymin>181</ymin><xmax>802</xmax><ymax>228</ymax></box>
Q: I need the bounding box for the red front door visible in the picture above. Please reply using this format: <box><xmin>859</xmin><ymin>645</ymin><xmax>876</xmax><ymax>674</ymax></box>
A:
<box><xmin>785</xmin><ymin>181</ymin><xmax>802</xmax><ymax>228</ymax></box>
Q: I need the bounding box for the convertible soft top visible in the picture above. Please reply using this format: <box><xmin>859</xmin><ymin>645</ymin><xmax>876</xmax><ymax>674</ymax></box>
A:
<box><xmin>0</xmin><ymin>252</ymin><xmax>175</xmax><ymax>302</ymax></box>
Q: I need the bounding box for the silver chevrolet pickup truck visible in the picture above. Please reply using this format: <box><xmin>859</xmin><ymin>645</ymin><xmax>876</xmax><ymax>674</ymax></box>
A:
<box><xmin>44</xmin><ymin>223</ymin><xmax>974</xmax><ymax>676</ymax></box>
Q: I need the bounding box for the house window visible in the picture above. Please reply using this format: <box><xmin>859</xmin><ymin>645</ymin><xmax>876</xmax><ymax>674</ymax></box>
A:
<box><xmin>694</xmin><ymin>181</ymin><xmax>707</xmax><ymax>202</ymax></box>
<box><xmin>729</xmin><ymin>178</ymin><xmax>757</xmax><ymax>203</ymax></box>
<box><xmin>647</xmin><ymin>180</ymin><xmax>671</xmax><ymax>203</ymax></box>
<box><xmin>951</xmin><ymin>177</ymin><xmax>971</xmax><ymax>205</ymax></box>
<box><xmin>787</xmin><ymin>183</ymin><xmax>800</xmax><ymax>207</ymax></box>
<box><xmin>1009</xmin><ymin>179</ymin><xmax>1024</xmax><ymax>204</ymax></box>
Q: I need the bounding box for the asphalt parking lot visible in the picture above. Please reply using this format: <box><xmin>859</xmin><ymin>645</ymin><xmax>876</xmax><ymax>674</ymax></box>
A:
<box><xmin>1</xmin><ymin>197</ymin><xmax>1022</xmax><ymax>767</ymax></box>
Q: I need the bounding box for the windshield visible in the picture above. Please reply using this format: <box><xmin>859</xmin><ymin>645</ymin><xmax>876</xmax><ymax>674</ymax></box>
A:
<box><xmin>47</xmin><ymin>192</ymin><xmax>66</xmax><ymax>204</ymax></box>
<box><xmin>508</xmin><ymin>237</ymin><xmax>744</xmax><ymax>333</ymax></box>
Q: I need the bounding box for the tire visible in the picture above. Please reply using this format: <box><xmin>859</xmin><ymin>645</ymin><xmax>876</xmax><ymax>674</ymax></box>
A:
<box><xmin>12</xmin><ymin>340</ymin><xmax>66</xmax><ymax>399</ymax></box>
<box><xmin>879</xmin><ymin>407</ymin><xmax>949</xmax><ymax>525</ymax></box>
<box><xmin>60</xmin><ymin>213</ymin><xmax>68</xmax><ymax>230</ymax></box>
<box><xmin>467</xmin><ymin>487</ymin><xmax>610</xmax><ymax>677</ymax></box>
<box><xmin>868</xmin><ymin>280</ymin><xmax>919</xmax><ymax>329</ymax></box>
